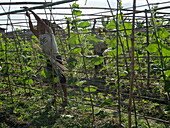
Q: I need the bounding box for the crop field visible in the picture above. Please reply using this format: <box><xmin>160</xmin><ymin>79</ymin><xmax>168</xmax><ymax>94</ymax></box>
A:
<box><xmin>0</xmin><ymin>0</ymin><xmax>170</xmax><ymax>127</ymax></box>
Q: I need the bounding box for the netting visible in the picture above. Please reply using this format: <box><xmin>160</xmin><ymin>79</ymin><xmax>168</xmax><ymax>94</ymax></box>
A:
<box><xmin>0</xmin><ymin>0</ymin><xmax>170</xmax><ymax>127</ymax></box>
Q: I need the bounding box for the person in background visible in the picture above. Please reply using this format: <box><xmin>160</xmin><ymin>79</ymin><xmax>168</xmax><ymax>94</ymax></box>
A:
<box><xmin>26</xmin><ymin>10</ymin><xmax>67</xmax><ymax>106</ymax></box>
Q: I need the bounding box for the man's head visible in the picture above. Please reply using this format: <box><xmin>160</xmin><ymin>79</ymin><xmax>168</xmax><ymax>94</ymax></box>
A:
<box><xmin>42</xmin><ymin>19</ymin><xmax>52</xmax><ymax>26</ymax></box>
<box><xmin>42</xmin><ymin>19</ymin><xmax>56</xmax><ymax>34</ymax></box>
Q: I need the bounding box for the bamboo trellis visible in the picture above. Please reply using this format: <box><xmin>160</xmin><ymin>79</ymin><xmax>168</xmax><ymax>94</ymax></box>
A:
<box><xmin>0</xmin><ymin>0</ymin><xmax>170</xmax><ymax>127</ymax></box>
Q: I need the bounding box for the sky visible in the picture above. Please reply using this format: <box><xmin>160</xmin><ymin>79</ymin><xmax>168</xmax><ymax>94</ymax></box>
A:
<box><xmin>0</xmin><ymin>0</ymin><xmax>170</xmax><ymax>31</ymax></box>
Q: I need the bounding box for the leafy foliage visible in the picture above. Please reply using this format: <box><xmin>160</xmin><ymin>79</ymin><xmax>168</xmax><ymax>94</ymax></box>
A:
<box><xmin>0</xmin><ymin>3</ymin><xmax>170</xmax><ymax>128</ymax></box>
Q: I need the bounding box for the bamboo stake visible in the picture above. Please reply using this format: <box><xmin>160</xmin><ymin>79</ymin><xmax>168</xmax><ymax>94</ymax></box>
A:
<box><xmin>128</xmin><ymin>0</ymin><xmax>136</xmax><ymax>127</ymax></box>
<box><xmin>0</xmin><ymin>2</ymin><xmax>50</xmax><ymax>5</ymax></box>
<box><xmin>0</xmin><ymin>0</ymin><xmax>76</xmax><ymax>16</ymax></box>
<box><xmin>145</xmin><ymin>9</ymin><xmax>151</xmax><ymax>88</ymax></box>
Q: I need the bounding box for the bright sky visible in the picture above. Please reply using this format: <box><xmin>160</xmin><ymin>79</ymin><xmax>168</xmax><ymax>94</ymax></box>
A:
<box><xmin>0</xmin><ymin>0</ymin><xmax>168</xmax><ymax>8</ymax></box>
<box><xmin>0</xmin><ymin>0</ymin><xmax>170</xmax><ymax>31</ymax></box>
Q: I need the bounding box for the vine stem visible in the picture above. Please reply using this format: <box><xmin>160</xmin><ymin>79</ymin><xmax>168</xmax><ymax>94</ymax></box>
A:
<box><xmin>128</xmin><ymin>0</ymin><xmax>136</xmax><ymax>127</ymax></box>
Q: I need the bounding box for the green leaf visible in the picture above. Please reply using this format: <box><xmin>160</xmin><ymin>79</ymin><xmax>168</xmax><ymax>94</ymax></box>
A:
<box><xmin>61</xmin><ymin>114</ymin><xmax>74</xmax><ymax>119</ymax></box>
<box><xmin>69</xmin><ymin>47</ymin><xmax>81</xmax><ymax>54</ymax></box>
<box><xmin>160</xmin><ymin>43</ymin><xmax>170</xmax><ymax>51</ymax></box>
<box><xmin>18</xmin><ymin>77</ymin><xmax>24</xmax><ymax>83</ymax></box>
<box><xmin>72</xmin><ymin>18</ymin><xmax>81</xmax><ymax>25</ymax></box>
<box><xmin>72</xmin><ymin>18</ymin><xmax>81</xmax><ymax>22</ymax></box>
<box><xmin>1</xmin><ymin>43</ymin><xmax>5</xmax><ymax>50</ymax></box>
<box><xmin>78</xmin><ymin>21</ymin><xmax>91</xmax><ymax>28</ymax></box>
<box><xmin>76</xmin><ymin>80</ymin><xmax>86</xmax><ymax>86</ymax></box>
<box><xmin>84</xmin><ymin>97</ymin><xmax>90</xmax><ymax>100</ymax></box>
<box><xmin>146</xmin><ymin>43</ymin><xmax>158</xmax><ymax>53</ymax></box>
<box><xmin>162</xmin><ymin>46</ymin><xmax>170</xmax><ymax>56</ymax></box>
<box><xmin>103</xmin><ymin>48</ymin><xmax>114</xmax><ymax>56</ymax></box>
<box><xmin>54</xmin><ymin>77</ymin><xmax>58</xmax><ymax>83</ymax></box>
<box><xmin>87</xmin><ymin>35</ymin><xmax>102</xmax><ymax>43</ymax></box>
<box><xmin>108</xmin><ymin>39</ymin><xmax>116</xmax><ymax>48</ymax></box>
<box><xmin>121</xmin><ymin>23</ymin><xmax>132</xmax><ymax>35</ymax></box>
<box><xmin>103</xmin><ymin>47</ymin><xmax>122</xmax><ymax>57</ymax></box>
<box><xmin>25</xmin><ymin>79</ymin><xmax>34</xmax><ymax>85</ymax></box>
<box><xmin>65</xmin><ymin>17</ymin><xmax>71</xmax><ymax>21</ymax></box>
<box><xmin>157</xmin><ymin>28</ymin><xmax>169</xmax><ymax>40</ymax></box>
<box><xmin>110</xmin><ymin>84</ymin><xmax>120</xmax><ymax>90</ymax></box>
<box><xmin>119</xmin><ymin>71</ymin><xmax>128</xmax><ymax>76</ymax></box>
<box><xmin>68</xmin><ymin>34</ymin><xmax>79</xmax><ymax>44</ymax></box>
<box><xmin>162</xmin><ymin>30</ymin><xmax>169</xmax><ymax>39</ymax></box>
<box><xmin>97</xmin><ymin>93</ymin><xmax>105</xmax><ymax>98</ymax></box>
<box><xmin>100</xmin><ymin>98</ymin><xmax>113</xmax><ymax>107</ymax></box>
<box><xmin>72</xmin><ymin>3</ymin><xmax>79</xmax><ymax>8</ymax></box>
<box><xmin>106</xmin><ymin>20</ymin><xmax>116</xmax><ymax>29</ymax></box>
<box><xmin>72</xmin><ymin>10</ymin><xmax>82</xmax><ymax>16</ymax></box>
<box><xmin>83</xmin><ymin>86</ymin><xmax>97</xmax><ymax>92</ymax></box>
<box><xmin>40</xmin><ymin>70</ymin><xmax>46</xmax><ymax>77</ymax></box>
<box><xmin>165</xmin><ymin>70</ymin><xmax>170</xmax><ymax>77</ymax></box>
<box><xmin>142</xmin><ymin>99</ymin><xmax>149</xmax><ymax>103</ymax></box>
<box><xmin>91</xmin><ymin>57</ymin><xmax>104</xmax><ymax>65</ymax></box>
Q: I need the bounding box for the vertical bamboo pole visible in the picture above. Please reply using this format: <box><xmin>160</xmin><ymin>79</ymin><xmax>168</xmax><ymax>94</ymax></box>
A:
<box><xmin>116</xmin><ymin>0</ymin><xmax>122</xmax><ymax>125</ymax></box>
<box><xmin>145</xmin><ymin>9</ymin><xmax>150</xmax><ymax>88</ymax></box>
<box><xmin>128</xmin><ymin>0</ymin><xmax>136</xmax><ymax>127</ymax></box>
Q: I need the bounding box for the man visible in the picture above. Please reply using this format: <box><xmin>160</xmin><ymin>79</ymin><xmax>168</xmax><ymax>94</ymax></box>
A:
<box><xmin>26</xmin><ymin>10</ymin><xmax>67</xmax><ymax>105</ymax></box>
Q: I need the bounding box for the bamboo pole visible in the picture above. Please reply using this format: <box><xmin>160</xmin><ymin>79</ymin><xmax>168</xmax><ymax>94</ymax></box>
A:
<box><xmin>128</xmin><ymin>0</ymin><xmax>136</xmax><ymax>127</ymax></box>
<box><xmin>0</xmin><ymin>0</ymin><xmax>76</xmax><ymax>16</ymax></box>
<box><xmin>0</xmin><ymin>2</ymin><xmax>50</xmax><ymax>5</ymax></box>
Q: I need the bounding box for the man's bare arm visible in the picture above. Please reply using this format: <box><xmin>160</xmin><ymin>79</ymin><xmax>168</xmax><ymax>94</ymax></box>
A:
<box><xmin>26</xmin><ymin>11</ymin><xmax>39</xmax><ymax>38</ymax></box>
<box><xmin>29</xmin><ymin>10</ymin><xmax>50</xmax><ymax>32</ymax></box>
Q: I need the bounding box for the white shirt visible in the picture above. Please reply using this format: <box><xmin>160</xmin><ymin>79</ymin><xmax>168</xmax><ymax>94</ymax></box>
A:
<box><xmin>39</xmin><ymin>28</ymin><xmax>59</xmax><ymax>58</ymax></box>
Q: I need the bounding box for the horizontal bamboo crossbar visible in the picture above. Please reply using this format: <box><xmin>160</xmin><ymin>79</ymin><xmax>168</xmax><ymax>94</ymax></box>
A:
<box><xmin>0</xmin><ymin>0</ymin><xmax>76</xmax><ymax>16</ymax></box>
<box><xmin>0</xmin><ymin>2</ymin><xmax>51</xmax><ymax>5</ymax></box>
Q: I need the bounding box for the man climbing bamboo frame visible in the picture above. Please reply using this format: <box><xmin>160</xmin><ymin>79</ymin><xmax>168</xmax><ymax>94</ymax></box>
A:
<box><xmin>26</xmin><ymin>10</ymin><xmax>67</xmax><ymax>106</ymax></box>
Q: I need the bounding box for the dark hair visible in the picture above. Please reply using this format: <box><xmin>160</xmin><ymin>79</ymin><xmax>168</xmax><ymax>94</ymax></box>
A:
<box><xmin>42</xmin><ymin>19</ymin><xmax>55</xmax><ymax>34</ymax></box>
<box><xmin>42</xmin><ymin>19</ymin><xmax>52</xmax><ymax>26</ymax></box>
